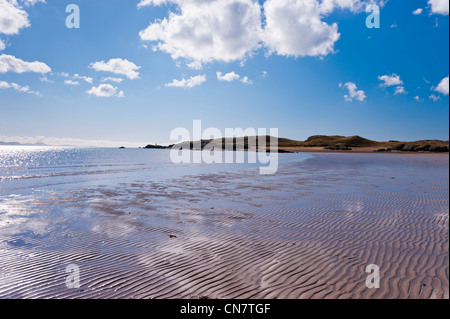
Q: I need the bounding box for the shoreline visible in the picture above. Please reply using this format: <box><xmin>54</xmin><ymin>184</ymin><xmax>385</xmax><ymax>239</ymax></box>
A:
<box><xmin>279</xmin><ymin>146</ymin><xmax>450</xmax><ymax>155</ymax></box>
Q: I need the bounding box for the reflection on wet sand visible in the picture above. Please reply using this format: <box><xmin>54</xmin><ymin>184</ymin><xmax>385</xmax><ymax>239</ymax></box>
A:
<box><xmin>0</xmin><ymin>153</ymin><xmax>448</xmax><ymax>299</ymax></box>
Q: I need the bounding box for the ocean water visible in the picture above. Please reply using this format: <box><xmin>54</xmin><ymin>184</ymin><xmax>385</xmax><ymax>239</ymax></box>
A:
<box><xmin>0</xmin><ymin>146</ymin><xmax>311</xmax><ymax>195</ymax></box>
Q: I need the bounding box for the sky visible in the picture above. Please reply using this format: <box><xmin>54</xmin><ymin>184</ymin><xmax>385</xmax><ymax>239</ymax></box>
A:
<box><xmin>0</xmin><ymin>0</ymin><xmax>449</xmax><ymax>147</ymax></box>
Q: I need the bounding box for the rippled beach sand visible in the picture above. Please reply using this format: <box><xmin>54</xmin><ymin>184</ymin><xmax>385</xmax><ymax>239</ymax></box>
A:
<box><xmin>0</xmin><ymin>151</ymin><xmax>448</xmax><ymax>299</ymax></box>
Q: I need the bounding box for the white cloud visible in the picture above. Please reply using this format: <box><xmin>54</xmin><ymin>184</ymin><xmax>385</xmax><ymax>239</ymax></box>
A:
<box><xmin>414</xmin><ymin>96</ymin><xmax>421</xmax><ymax>101</ymax></box>
<box><xmin>0</xmin><ymin>38</ymin><xmax>5</xmax><ymax>50</ymax></box>
<box><xmin>240</xmin><ymin>76</ymin><xmax>252</xmax><ymax>84</ymax></box>
<box><xmin>412</xmin><ymin>8</ymin><xmax>423</xmax><ymax>15</ymax></box>
<box><xmin>89</xmin><ymin>58</ymin><xmax>140</xmax><ymax>80</ymax></box>
<box><xmin>217</xmin><ymin>71</ymin><xmax>240</xmax><ymax>82</ymax></box>
<box><xmin>318</xmin><ymin>0</ymin><xmax>381</xmax><ymax>15</ymax></box>
<box><xmin>394</xmin><ymin>86</ymin><xmax>407</xmax><ymax>95</ymax></box>
<box><xmin>20</xmin><ymin>0</ymin><xmax>46</xmax><ymax>6</ymax></box>
<box><xmin>73</xmin><ymin>74</ymin><xmax>93</xmax><ymax>84</ymax></box>
<box><xmin>39</xmin><ymin>76</ymin><xmax>52</xmax><ymax>83</ymax></box>
<box><xmin>263</xmin><ymin>0</ymin><xmax>340</xmax><ymax>57</ymax></box>
<box><xmin>186</xmin><ymin>61</ymin><xmax>203</xmax><ymax>70</ymax></box>
<box><xmin>434</xmin><ymin>76</ymin><xmax>449</xmax><ymax>95</ymax></box>
<box><xmin>102</xmin><ymin>77</ymin><xmax>124</xmax><ymax>83</ymax></box>
<box><xmin>56</xmin><ymin>72</ymin><xmax>93</xmax><ymax>84</ymax></box>
<box><xmin>139</xmin><ymin>0</ymin><xmax>384</xmax><ymax>66</ymax></box>
<box><xmin>139</xmin><ymin>0</ymin><xmax>263</xmax><ymax>65</ymax></box>
<box><xmin>64</xmin><ymin>79</ymin><xmax>79</xmax><ymax>86</ymax></box>
<box><xmin>57</xmin><ymin>72</ymin><xmax>70</xmax><ymax>77</ymax></box>
<box><xmin>87</xmin><ymin>84</ymin><xmax>124</xmax><ymax>98</ymax></box>
<box><xmin>165</xmin><ymin>74</ymin><xmax>206</xmax><ymax>88</ymax></box>
<box><xmin>429</xmin><ymin>94</ymin><xmax>440</xmax><ymax>101</ymax></box>
<box><xmin>340</xmin><ymin>82</ymin><xmax>366</xmax><ymax>102</ymax></box>
<box><xmin>0</xmin><ymin>135</ymin><xmax>146</xmax><ymax>148</ymax></box>
<box><xmin>378</xmin><ymin>74</ymin><xmax>403</xmax><ymax>87</ymax></box>
<box><xmin>216</xmin><ymin>71</ymin><xmax>252</xmax><ymax>84</ymax></box>
<box><xmin>137</xmin><ymin>0</ymin><xmax>169</xmax><ymax>8</ymax></box>
<box><xmin>428</xmin><ymin>0</ymin><xmax>449</xmax><ymax>15</ymax></box>
<box><xmin>0</xmin><ymin>0</ymin><xmax>30</xmax><ymax>35</ymax></box>
<box><xmin>0</xmin><ymin>80</ymin><xmax>41</xmax><ymax>96</ymax></box>
<box><xmin>0</xmin><ymin>54</ymin><xmax>51</xmax><ymax>74</ymax></box>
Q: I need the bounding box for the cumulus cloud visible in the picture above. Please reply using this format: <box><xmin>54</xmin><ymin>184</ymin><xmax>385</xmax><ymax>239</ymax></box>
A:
<box><xmin>21</xmin><ymin>0</ymin><xmax>46</xmax><ymax>6</ymax></box>
<box><xmin>64</xmin><ymin>79</ymin><xmax>79</xmax><ymax>85</ymax></box>
<box><xmin>263</xmin><ymin>0</ymin><xmax>340</xmax><ymax>57</ymax></box>
<box><xmin>412</xmin><ymin>8</ymin><xmax>423</xmax><ymax>15</ymax></box>
<box><xmin>339</xmin><ymin>82</ymin><xmax>367</xmax><ymax>102</ymax></box>
<box><xmin>216</xmin><ymin>71</ymin><xmax>252</xmax><ymax>84</ymax></box>
<box><xmin>39</xmin><ymin>76</ymin><xmax>52</xmax><ymax>83</ymax></box>
<box><xmin>186</xmin><ymin>61</ymin><xmax>203</xmax><ymax>70</ymax></box>
<box><xmin>0</xmin><ymin>0</ymin><xmax>30</xmax><ymax>35</ymax></box>
<box><xmin>0</xmin><ymin>39</ymin><xmax>5</xmax><ymax>50</ymax></box>
<box><xmin>434</xmin><ymin>76</ymin><xmax>449</xmax><ymax>95</ymax></box>
<box><xmin>429</xmin><ymin>94</ymin><xmax>440</xmax><ymax>101</ymax></box>
<box><xmin>217</xmin><ymin>71</ymin><xmax>240</xmax><ymax>82</ymax></box>
<box><xmin>101</xmin><ymin>77</ymin><xmax>124</xmax><ymax>83</ymax></box>
<box><xmin>87</xmin><ymin>84</ymin><xmax>124</xmax><ymax>98</ymax></box>
<box><xmin>0</xmin><ymin>54</ymin><xmax>51</xmax><ymax>74</ymax></box>
<box><xmin>340</xmin><ymin>82</ymin><xmax>366</xmax><ymax>102</ymax></box>
<box><xmin>378</xmin><ymin>74</ymin><xmax>403</xmax><ymax>87</ymax></box>
<box><xmin>318</xmin><ymin>0</ymin><xmax>375</xmax><ymax>14</ymax></box>
<box><xmin>0</xmin><ymin>80</ymin><xmax>41</xmax><ymax>96</ymax></box>
<box><xmin>90</xmin><ymin>58</ymin><xmax>140</xmax><ymax>80</ymax></box>
<box><xmin>56</xmin><ymin>72</ymin><xmax>92</xmax><ymax>84</ymax></box>
<box><xmin>73</xmin><ymin>74</ymin><xmax>93</xmax><ymax>84</ymax></box>
<box><xmin>165</xmin><ymin>74</ymin><xmax>206</xmax><ymax>88</ymax></box>
<box><xmin>394</xmin><ymin>86</ymin><xmax>407</xmax><ymax>95</ymax></box>
<box><xmin>241</xmin><ymin>76</ymin><xmax>252</xmax><ymax>84</ymax></box>
<box><xmin>428</xmin><ymin>0</ymin><xmax>449</xmax><ymax>15</ymax></box>
<box><xmin>138</xmin><ymin>0</ymin><xmax>380</xmax><ymax>66</ymax></box>
<box><xmin>139</xmin><ymin>0</ymin><xmax>262</xmax><ymax>66</ymax></box>
<box><xmin>137</xmin><ymin>0</ymin><xmax>169</xmax><ymax>8</ymax></box>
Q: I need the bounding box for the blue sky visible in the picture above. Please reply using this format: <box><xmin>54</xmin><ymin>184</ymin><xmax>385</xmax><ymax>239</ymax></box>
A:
<box><xmin>0</xmin><ymin>0</ymin><xmax>449</xmax><ymax>147</ymax></box>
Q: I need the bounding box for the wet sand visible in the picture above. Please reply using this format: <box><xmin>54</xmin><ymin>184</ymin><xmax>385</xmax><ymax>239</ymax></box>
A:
<box><xmin>0</xmin><ymin>153</ymin><xmax>448</xmax><ymax>299</ymax></box>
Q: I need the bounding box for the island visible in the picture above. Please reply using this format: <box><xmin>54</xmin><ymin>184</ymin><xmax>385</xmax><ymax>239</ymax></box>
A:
<box><xmin>160</xmin><ymin>135</ymin><xmax>449</xmax><ymax>153</ymax></box>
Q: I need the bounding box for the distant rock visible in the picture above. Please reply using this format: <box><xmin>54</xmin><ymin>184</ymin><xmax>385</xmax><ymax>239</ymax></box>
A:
<box><xmin>429</xmin><ymin>146</ymin><xmax>449</xmax><ymax>153</ymax></box>
<box><xmin>143</xmin><ymin>144</ymin><xmax>173</xmax><ymax>149</ymax></box>
<box><xmin>324</xmin><ymin>145</ymin><xmax>352</xmax><ymax>151</ymax></box>
<box><xmin>391</xmin><ymin>143</ymin><xmax>448</xmax><ymax>153</ymax></box>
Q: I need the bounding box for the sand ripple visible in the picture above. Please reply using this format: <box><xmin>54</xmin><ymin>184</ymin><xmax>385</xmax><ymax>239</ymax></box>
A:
<box><xmin>0</xmin><ymin>154</ymin><xmax>448</xmax><ymax>299</ymax></box>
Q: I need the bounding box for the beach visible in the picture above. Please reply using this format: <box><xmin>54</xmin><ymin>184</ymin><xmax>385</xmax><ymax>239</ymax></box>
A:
<box><xmin>0</xmin><ymin>147</ymin><xmax>448</xmax><ymax>299</ymax></box>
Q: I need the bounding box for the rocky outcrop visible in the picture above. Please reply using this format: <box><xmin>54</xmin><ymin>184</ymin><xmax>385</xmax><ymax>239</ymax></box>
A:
<box><xmin>324</xmin><ymin>145</ymin><xmax>352</xmax><ymax>151</ymax></box>
<box><xmin>388</xmin><ymin>144</ymin><xmax>448</xmax><ymax>153</ymax></box>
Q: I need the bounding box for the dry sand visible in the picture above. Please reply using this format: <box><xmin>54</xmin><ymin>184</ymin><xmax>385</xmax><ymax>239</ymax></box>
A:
<box><xmin>0</xmin><ymin>153</ymin><xmax>448</xmax><ymax>299</ymax></box>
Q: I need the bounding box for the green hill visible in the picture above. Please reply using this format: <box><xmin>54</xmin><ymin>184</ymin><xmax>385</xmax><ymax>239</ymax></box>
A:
<box><xmin>169</xmin><ymin>135</ymin><xmax>449</xmax><ymax>153</ymax></box>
